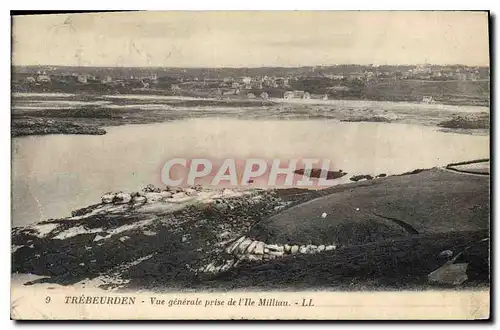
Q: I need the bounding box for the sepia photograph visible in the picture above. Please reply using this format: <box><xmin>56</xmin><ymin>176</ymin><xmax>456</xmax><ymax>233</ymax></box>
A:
<box><xmin>9</xmin><ymin>10</ymin><xmax>490</xmax><ymax>320</ymax></box>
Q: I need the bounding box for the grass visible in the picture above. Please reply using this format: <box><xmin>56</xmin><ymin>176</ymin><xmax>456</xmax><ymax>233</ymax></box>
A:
<box><xmin>11</xmin><ymin>167</ymin><xmax>490</xmax><ymax>291</ymax></box>
<box><xmin>248</xmin><ymin>168</ymin><xmax>489</xmax><ymax>245</ymax></box>
<box><xmin>205</xmin><ymin>230</ymin><xmax>489</xmax><ymax>291</ymax></box>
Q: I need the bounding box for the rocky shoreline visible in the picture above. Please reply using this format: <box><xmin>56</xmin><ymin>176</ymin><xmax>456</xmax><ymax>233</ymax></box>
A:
<box><xmin>11</xmin><ymin>160</ymin><xmax>490</xmax><ymax>291</ymax></box>
<box><xmin>12</xmin><ymin>117</ymin><xmax>106</xmax><ymax>137</ymax></box>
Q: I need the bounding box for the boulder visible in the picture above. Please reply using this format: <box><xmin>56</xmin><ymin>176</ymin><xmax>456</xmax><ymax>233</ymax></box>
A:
<box><xmin>113</xmin><ymin>192</ymin><xmax>131</xmax><ymax>204</ymax></box>
<box><xmin>265</xmin><ymin>244</ymin><xmax>284</xmax><ymax>252</ymax></box>
<box><xmin>439</xmin><ymin>250</ymin><xmax>454</xmax><ymax>259</ymax></box>
<box><xmin>101</xmin><ymin>193</ymin><xmax>116</xmax><ymax>204</ymax></box>
<box><xmin>238</xmin><ymin>238</ymin><xmax>254</xmax><ymax>254</ymax></box>
<box><xmin>247</xmin><ymin>254</ymin><xmax>263</xmax><ymax>261</ymax></box>
<box><xmin>253</xmin><ymin>241</ymin><xmax>265</xmax><ymax>255</ymax></box>
<box><xmin>160</xmin><ymin>191</ymin><xmax>173</xmax><ymax>199</ymax></box>
<box><xmin>246</xmin><ymin>240</ymin><xmax>259</xmax><ymax>254</ymax></box>
<box><xmin>268</xmin><ymin>250</ymin><xmax>284</xmax><ymax>257</ymax></box>
<box><xmin>225</xmin><ymin>236</ymin><xmax>246</xmax><ymax>254</ymax></box>
<box><xmin>143</xmin><ymin>184</ymin><xmax>161</xmax><ymax>193</ymax></box>
<box><xmin>185</xmin><ymin>188</ymin><xmax>198</xmax><ymax>196</ymax></box>
<box><xmin>205</xmin><ymin>263</ymin><xmax>216</xmax><ymax>273</ymax></box>
<box><xmin>325</xmin><ymin>245</ymin><xmax>336</xmax><ymax>251</ymax></box>
<box><xmin>132</xmin><ymin>196</ymin><xmax>146</xmax><ymax>204</ymax></box>
<box><xmin>220</xmin><ymin>260</ymin><xmax>235</xmax><ymax>272</ymax></box>
<box><xmin>172</xmin><ymin>192</ymin><xmax>187</xmax><ymax>199</ymax></box>
<box><xmin>144</xmin><ymin>192</ymin><xmax>163</xmax><ymax>203</ymax></box>
<box><xmin>428</xmin><ymin>261</ymin><xmax>468</xmax><ymax>286</ymax></box>
<box><xmin>308</xmin><ymin>245</ymin><xmax>318</xmax><ymax>253</ymax></box>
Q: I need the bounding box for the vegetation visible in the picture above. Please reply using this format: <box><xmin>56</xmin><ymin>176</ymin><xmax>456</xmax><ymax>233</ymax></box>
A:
<box><xmin>438</xmin><ymin>115</ymin><xmax>490</xmax><ymax>129</ymax></box>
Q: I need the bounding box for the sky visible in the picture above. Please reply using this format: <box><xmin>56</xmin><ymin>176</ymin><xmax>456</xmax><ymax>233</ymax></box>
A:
<box><xmin>12</xmin><ymin>11</ymin><xmax>490</xmax><ymax>67</ymax></box>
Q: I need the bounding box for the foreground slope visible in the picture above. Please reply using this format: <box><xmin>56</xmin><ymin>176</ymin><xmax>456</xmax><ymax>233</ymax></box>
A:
<box><xmin>11</xmin><ymin>161</ymin><xmax>490</xmax><ymax>291</ymax></box>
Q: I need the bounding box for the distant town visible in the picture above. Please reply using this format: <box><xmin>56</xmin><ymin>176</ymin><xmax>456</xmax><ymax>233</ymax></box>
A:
<box><xmin>12</xmin><ymin>64</ymin><xmax>490</xmax><ymax>106</ymax></box>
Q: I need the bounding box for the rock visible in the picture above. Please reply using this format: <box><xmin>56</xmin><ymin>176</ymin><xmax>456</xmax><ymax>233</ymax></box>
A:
<box><xmin>181</xmin><ymin>234</ymin><xmax>190</xmax><ymax>242</ymax></box>
<box><xmin>220</xmin><ymin>260</ymin><xmax>234</xmax><ymax>272</ymax></box>
<box><xmin>101</xmin><ymin>193</ymin><xmax>116</xmax><ymax>204</ymax></box>
<box><xmin>264</xmin><ymin>248</ymin><xmax>269</xmax><ymax>253</ymax></box>
<box><xmin>247</xmin><ymin>254</ymin><xmax>263</xmax><ymax>261</ymax></box>
<box><xmin>321</xmin><ymin>212</ymin><xmax>328</xmax><ymax>218</ymax></box>
<box><xmin>284</xmin><ymin>244</ymin><xmax>291</xmax><ymax>253</ymax></box>
<box><xmin>439</xmin><ymin>250</ymin><xmax>454</xmax><ymax>259</ymax></box>
<box><xmin>246</xmin><ymin>241</ymin><xmax>259</xmax><ymax>254</ymax></box>
<box><xmin>268</xmin><ymin>250</ymin><xmax>284</xmax><ymax>257</ymax></box>
<box><xmin>428</xmin><ymin>261</ymin><xmax>468</xmax><ymax>286</ymax></box>
<box><xmin>350</xmin><ymin>174</ymin><xmax>374</xmax><ymax>182</ymax></box>
<box><xmin>160</xmin><ymin>191</ymin><xmax>172</xmax><ymax>198</ymax></box>
<box><xmin>225</xmin><ymin>236</ymin><xmax>246</xmax><ymax>254</ymax></box>
<box><xmin>238</xmin><ymin>238</ymin><xmax>254</xmax><ymax>254</ymax></box>
<box><xmin>113</xmin><ymin>192</ymin><xmax>131</xmax><ymax>204</ymax></box>
<box><xmin>265</xmin><ymin>244</ymin><xmax>284</xmax><ymax>252</ymax></box>
<box><xmin>119</xmin><ymin>236</ymin><xmax>130</xmax><ymax>242</ymax></box>
<box><xmin>325</xmin><ymin>245</ymin><xmax>336</xmax><ymax>251</ymax></box>
<box><xmin>253</xmin><ymin>241</ymin><xmax>265</xmax><ymax>255</ymax></box>
<box><xmin>144</xmin><ymin>192</ymin><xmax>163</xmax><ymax>203</ymax></box>
<box><xmin>317</xmin><ymin>245</ymin><xmax>325</xmax><ymax>252</ymax></box>
<box><xmin>291</xmin><ymin>245</ymin><xmax>299</xmax><ymax>254</ymax></box>
<box><xmin>143</xmin><ymin>184</ymin><xmax>161</xmax><ymax>193</ymax></box>
<box><xmin>308</xmin><ymin>245</ymin><xmax>318</xmax><ymax>254</ymax></box>
<box><xmin>131</xmin><ymin>196</ymin><xmax>146</xmax><ymax>204</ymax></box>
<box><xmin>299</xmin><ymin>245</ymin><xmax>308</xmax><ymax>254</ymax></box>
<box><xmin>185</xmin><ymin>188</ymin><xmax>198</xmax><ymax>196</ymax></box>
<box><xmin>172</xmin><ymin>192</ymin><xmax>187</xmax><ymax>199</ymax></box>
<box><xmin>205</xmin><ymin>263</ymin><xmax>216</xmax><ymax>273</ymax></box>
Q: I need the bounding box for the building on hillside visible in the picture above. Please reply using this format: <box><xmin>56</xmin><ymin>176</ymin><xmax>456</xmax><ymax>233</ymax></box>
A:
<box><xmin>422</xmin><ymin>96</ymin><xmax>434</xmax><ymax>104</ymax></box>
<box><xmin>101</xmin><ymin>76</ymin><xmax>113</xmax><ymax>84</ymax></box>
<box><xmin>77</xmin><ymin>74</ymin><xmax>88</xmax><ymax>84</ymax></box>
<box><xmin>171</xmin><ymin>84</ymin><xmax>181</xmax><ymax>93</ymax></box>
<box><xmin>252</xmin><ymin>82</ymin><xmax>263</xmax><ymax>89</ymax></box>
<box><xmin>36</xmin><ymin>74</ymin><xmax>51</xmax><ymax>83</ymax></box>
<box><xmin>241</xmin><ymin>77</ymin><xmax>252</xmax><ymax>85</ymax></box>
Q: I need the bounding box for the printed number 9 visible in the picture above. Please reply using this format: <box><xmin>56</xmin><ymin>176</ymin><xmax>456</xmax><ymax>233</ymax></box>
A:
<box><xmin>45</xmin><ymin>296</ymin><xmax>51</xmax><ymax>304</ymax></box>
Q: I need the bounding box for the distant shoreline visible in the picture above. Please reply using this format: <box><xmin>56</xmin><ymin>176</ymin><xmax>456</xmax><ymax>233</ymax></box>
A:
<box><xmin>11</xmin><ymin>92</ymin><xmax>490</xmax><ymax>137</ymax></box>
